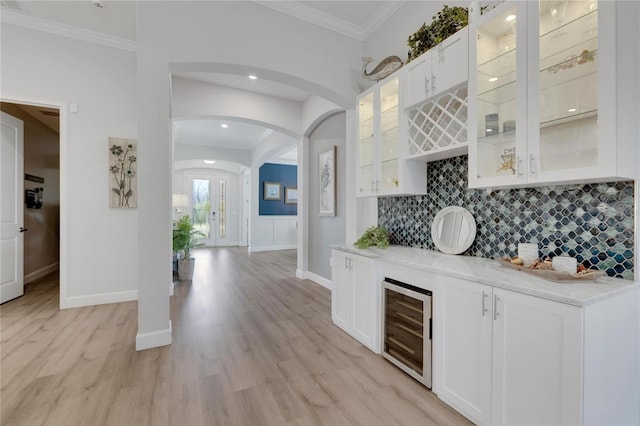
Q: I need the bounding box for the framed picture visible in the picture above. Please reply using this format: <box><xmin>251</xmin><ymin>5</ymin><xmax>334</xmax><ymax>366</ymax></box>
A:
<box><xmin>263</xmin><ymin>182</ymin><xmax>281</xmax><ymax>200</ymax></box>
<box><xmin>285</xmin><ymin>187</ymin><xmax>298</xmax><ymax>205</ymax></box>
<box><xmin>109</xmin><ymin>137</ymin><xmax>137</xmax><ymax>208</ymax></box>
<box><xmin>319</xmin><ymin>146</ymin><xmax>336</xmax><ymax>216</ymax></box>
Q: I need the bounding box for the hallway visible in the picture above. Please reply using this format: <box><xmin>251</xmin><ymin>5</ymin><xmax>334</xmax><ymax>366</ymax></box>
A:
<box><xmin>1</xmin><ymin>248</ymin><xmax>470</xmax><ymax>425</ymax></box>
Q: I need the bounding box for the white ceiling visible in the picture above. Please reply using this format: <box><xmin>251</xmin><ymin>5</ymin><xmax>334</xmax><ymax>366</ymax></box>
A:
<box><xmin>3</xmin><ymin>0</ymin><xmax>397</xmax><ymax>163</ymax></box>
<box><xmin>173</xmin><ymin>72</ymin><xmax>310</xmax><ymax>103</ymax></box>
<box><xmin>173</xmin><ymin>119</ymin><xmax>273</xmax><ymax>151</ymax></box>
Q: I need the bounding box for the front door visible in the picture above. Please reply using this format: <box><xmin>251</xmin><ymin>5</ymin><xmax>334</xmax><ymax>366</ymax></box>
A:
<box><xmin>187</xmin><ymin>173</ymin><xmax>229</xmax><ymax>247</ymax></box>
<box><xmin>0</xmin><ymin>112</ymin><xmax>25</xmax><ymax>304</ymax></box>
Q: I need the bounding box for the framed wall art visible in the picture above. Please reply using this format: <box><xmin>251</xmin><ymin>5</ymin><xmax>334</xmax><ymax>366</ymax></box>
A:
<box><xmin>109</xmin><ymin>137</ymin><xmax>137</xmax><ymax>208</ymax></box>
<box><xmin>285</xmin><ymin>187</ymin><xmax>298</xmax><ymax>205</ymax></box>
<box><xmin>319</xmin><ymin>146</ymin><xmax>336</xmax><ymax>216</ymax></box>
<box><xmin>263</xmin><ymin>182</ymin><xmax>281</xmax><ymax>200</ymax></box>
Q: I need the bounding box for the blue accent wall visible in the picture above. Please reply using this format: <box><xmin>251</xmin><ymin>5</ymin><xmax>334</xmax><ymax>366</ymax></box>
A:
<box><xmin>259</xmin><ymin>163</ymin><xmax>297</xmax><ymax>215</ymax></box>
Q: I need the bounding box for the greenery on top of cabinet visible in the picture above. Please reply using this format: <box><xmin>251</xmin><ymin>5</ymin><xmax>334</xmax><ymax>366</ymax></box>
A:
<box><xmin>407</xmin><ymin>5</ymin><xmax>468</xmax><ymax>63</ymax></box>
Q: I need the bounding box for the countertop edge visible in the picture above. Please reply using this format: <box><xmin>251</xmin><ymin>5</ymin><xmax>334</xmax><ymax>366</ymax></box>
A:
<box><xmin>331</xmin><ymin>245</ymin><xmax>639</xmax><ymax>307</ymax></box>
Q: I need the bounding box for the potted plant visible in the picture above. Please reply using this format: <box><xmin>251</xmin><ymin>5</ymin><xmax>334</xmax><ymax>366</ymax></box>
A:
<box><xmin>172</xmin><ymin>215</ymin><xmax>204</xmax><ymax>280</ymax></box>
<box><xmin>355</xmin><ymin>226</ymin><xmax>390</xmax><ymax>249</ymax></box>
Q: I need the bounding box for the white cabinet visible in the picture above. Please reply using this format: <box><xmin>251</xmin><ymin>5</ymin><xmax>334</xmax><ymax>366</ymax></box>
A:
<box><xmin>437</xmin><ymin>276</ymin><xmax>582</xmax><ymax>425</ymax></box>
<box><xmin>436</xmin><ymin>274</ymin><xmax>640</xmax><ymax>426</ymax></box>
<box><xmin>491</xmin><ymin>287</ymin><xmax>582</xmax><ymax>426</ymax></box>
<box><xmin>437</xmin><ymin>277</ymin><xmax>493</xmax><ymax>425</ymax></box>
<box><xmin>405</xmin><ymin>27</ymin><xmax>469</xmax><ymax>109</ymax></box>
<box><xmin>468</xmin><ymin>0</ymin><xmax>639</xmax><ymax>189</ymax></box>
<box><xmin>356</xmin><ymin>72</ymin><xmax>427</xmax><ymax>198</ymax></box>
<box><xmin>331</xmin><ymin>250</ymin><xmax>379</xmax><ymax>352</ymax></box>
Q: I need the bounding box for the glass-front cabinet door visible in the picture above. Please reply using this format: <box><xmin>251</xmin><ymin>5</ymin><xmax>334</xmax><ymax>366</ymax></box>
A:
<box><xmin>468</xmin><ymin>2</ymin><xmax>527</xmax><ymax>188</ymax></box>
<box><xmin>529</xmin><ymin>0</ymin><xmax>601</xmax><ymax>181</ymax></box>
<box><xmin>469</xmin><ymin>1</ymin><xmax>636</xmax><ymax>188</ymax></box>
<box><xmin>356</xmin><ymin>76</ymin><xmax>401</xmax><ymax>197</ymax></box>
<box><xmin>379</xmin><ymin>78</ymin><xmax>399</xmax><ymax>193</ymax></box>
<box><xmin>357</xmin><ymin>92</ymin><xmax>375</xmax><ymax>196</ymax></box>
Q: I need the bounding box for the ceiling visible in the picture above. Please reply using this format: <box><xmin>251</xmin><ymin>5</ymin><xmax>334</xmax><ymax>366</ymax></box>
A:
<box><xmin>173</xmin><ymin>118</ymin><xmax>273</xmax><ymax>151</ymax></box>
<box><xmin>3</xmin><ymin>0</ymin><xmax>398</xmax><ymax>163</ymax></box>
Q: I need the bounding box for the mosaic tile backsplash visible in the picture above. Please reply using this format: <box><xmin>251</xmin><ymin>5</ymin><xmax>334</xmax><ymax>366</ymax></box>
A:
<box><xmin>378</xmin><ymin>155</ymin><xmax>635</xmax><ymax>279</ymax></box>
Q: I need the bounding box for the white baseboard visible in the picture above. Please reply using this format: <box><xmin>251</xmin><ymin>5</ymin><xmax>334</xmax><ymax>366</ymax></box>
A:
<box><xmin>249</xmin><ymin>244</ymin><xmax>296</xmax><ymax>253</ymax></box>
<box><xmin>136</xmin><ymin>321</ymin><xmax>172</xmax><ymax>351</ymax></box>
<box><xmin>296</xmin><ymin>269</ymin><xmax>305</xmax><ymax>279</ymax></box>
<box><xmin>24</xmin><ymin>262</ymin><xmax>59</xmax><ymax>284</ymax></box>
<box><xmin>303</xmin><ymin>271</ymin><xmax>333</xmax><ymax>290</ymax></box>
<box><xmin>61</xmin><ymin>289</ymin><xmax>138</xmax><ymax>309</ymax></box>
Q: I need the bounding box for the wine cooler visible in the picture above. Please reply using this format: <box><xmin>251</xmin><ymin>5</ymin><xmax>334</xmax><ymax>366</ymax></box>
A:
<box><xmin>382</xmin><ymin>278</ymin><xmax>432</xmax><ymax>388</ymax></box>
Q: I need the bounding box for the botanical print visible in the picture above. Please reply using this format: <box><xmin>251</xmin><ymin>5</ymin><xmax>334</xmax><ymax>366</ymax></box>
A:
<box><xmin>319</xmin><ymin>146</ymin><xmax>336</xmax><ymax>216</ymax></box>
<box><xmin>109</xmin><ymin>137</ymin><xmax>137</xmax><ymax>208</ymax></box>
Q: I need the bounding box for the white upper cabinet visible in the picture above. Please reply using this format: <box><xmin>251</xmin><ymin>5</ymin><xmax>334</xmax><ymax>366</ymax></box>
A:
<box><xmin>356</xmin><ymin>71</ymin><xmax>426</xmax><ymax>197</ymax></box>
<box><xmin>405</xmin><ymin>28</ymin><xmax>469</xmax><ymax>109</ymax></box>
<box><xmin>468</xmin><ymin>0</ymin><xmax>639</xmax><ymax>189</ymax></box>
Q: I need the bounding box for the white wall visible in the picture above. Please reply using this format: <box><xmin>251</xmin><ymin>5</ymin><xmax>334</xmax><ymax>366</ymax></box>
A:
<box><xmin>136</xmin><ymin>0</ymin><xmax>363</xmax><ymax>349</ymax></box>
<box><xmin>1</xmin><ymin>24</ymin><xmax>138</xmax><ymax>308</ymax></box>
<box><xmin>308</xmin><ymin>112</ymin><xmax>347</xmax><ymax>282</ymax></box>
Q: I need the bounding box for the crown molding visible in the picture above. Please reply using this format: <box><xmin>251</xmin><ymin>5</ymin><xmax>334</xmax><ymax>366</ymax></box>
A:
<box><xmin>0</xmin><ymin>8</ymin><xmax>136</xmax><ymax>52</ymax></box>
<box><xmin>253</xmin><ymin>1</ymin><xmax>364</xmax><ymax>41</ymax></box>
<box><xmin>362</xmin><ymin>1</ymin><xmax>405</xmax><ymax>40</ymax></box>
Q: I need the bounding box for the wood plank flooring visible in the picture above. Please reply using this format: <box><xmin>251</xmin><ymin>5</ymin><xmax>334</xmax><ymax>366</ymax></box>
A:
<box><xmin>1</xmin><ymin>248</ymin><xmax>471</xmax><ymax>426</ymax></box>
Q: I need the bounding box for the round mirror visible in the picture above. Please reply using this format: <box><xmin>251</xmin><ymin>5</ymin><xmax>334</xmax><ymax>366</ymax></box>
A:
<box><xmin>431</xmin><ymin>206</ymin><xmax>476</xmax><ymax>255</ymax></box>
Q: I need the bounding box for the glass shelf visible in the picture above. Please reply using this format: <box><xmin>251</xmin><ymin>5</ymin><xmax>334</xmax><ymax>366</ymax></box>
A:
<box><xmin>540</xmin><ymin>7</ymin><xmax>597</xmax><ymax>40</ymax></box>
<box><xmin>540</xmin><ymin>109</ymin><xmax>597</xmax><ymax>129</ymax></box>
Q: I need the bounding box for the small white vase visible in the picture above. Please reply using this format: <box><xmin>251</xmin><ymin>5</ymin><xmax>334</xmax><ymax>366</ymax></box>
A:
<box><xmin>177</xmin><ymin>257</ymin><xmax>195</xmax><ymax>281</ymax></box>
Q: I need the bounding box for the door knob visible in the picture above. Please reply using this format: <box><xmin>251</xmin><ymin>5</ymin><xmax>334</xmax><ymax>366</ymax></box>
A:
<box><xmin>19</xmin><ymin>227</ymin><xmax>28</xmax><ymax>233</ymax></box>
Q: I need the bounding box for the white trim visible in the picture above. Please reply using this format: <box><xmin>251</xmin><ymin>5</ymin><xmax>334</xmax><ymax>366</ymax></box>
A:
<box><xmin>169</xmin><ymin>282</ymin><xmax>174</xmax><ymax>297</ymax></box>
<box><xmin>303</xmin><ymin>271</ymin><xmax>333</xmax><ymax>291</ymax></box>
<box><xmin>0</xmin><ymin>9</ymin><xmax>136</xmax><ymax>52</ymax></box>
<box><xmin>248</xmin><ymin>244</ymin><xmax>296</xmax><ymax>253</ymax></box>
<box><xmin>362</xmin><ymin>2</ymin><xmax>406</xmax><ymax>40</ymax></box>
<box><xmin>136</xmin><ymin>321</ymin><xmax>172</xmax><ymax>351</ymax></box>
<box><xmin>62</xmin><ymin>290</ymin><xmax>138</xmax><ymax>309</ymax></box>
<box><xmin>253</xmin><ymin>0</ymin><xmax>363</xmax><ymax>41</ymax></box>
<box><xmin>24</xmin><ymin>262</ymin><xmax>59</xmax><ymax>285</ymax></box>
<box><xmin>296</xmin><ymin>269</ymin><xmax>305</xmax><ymax>279</ymax></box>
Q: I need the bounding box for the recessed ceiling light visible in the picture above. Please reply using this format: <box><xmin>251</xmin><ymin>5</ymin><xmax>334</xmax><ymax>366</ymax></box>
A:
<box><xmin>220</xmin><ymin>123</ymin><xmax>229</xmax><ymax>128</ymax></box>
<box><xmin>204</xmin><ymin>160</ymin><xmax>216</xmax><ymax>164</ymax></box>
<box><xmin>486</xmin><ymin>128</ymin><xmax>493</xmax><ymax>132</ymax></box>
<box><xmin>248</xmin><ymin>75</ymin><xmax>258</xmax><ymax>80</ymax></box>
<box><xmin>568</xmin><ymin>108</ymin><xmax>577</xmax><ymax>112</ymax></box>
<box><xmin>506</xmin><ymin>14</ymin><xmax>516</xmax><ymax>22</ymax></box>
<box><xmin>489</xmin><ymin>77</ymin><xmax>498</xmax><ymax>82</ymax></box>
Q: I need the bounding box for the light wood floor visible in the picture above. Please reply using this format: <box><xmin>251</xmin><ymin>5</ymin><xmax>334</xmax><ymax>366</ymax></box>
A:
<box><xmin>1</xmin><ymin>248</ymin><xmax>471</xmax><ymax>426</ymax></box>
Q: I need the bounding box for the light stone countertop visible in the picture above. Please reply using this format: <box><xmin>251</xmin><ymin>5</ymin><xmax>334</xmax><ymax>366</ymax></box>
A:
<box><xmin>332</xmin><ymin>245</ymin><xmax>639</xmax><ymax>307</ymax></box>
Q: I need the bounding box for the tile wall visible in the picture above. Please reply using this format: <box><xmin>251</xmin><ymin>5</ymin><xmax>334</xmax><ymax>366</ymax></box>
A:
<box><xmin>378</xmin><ymin>155</ymin><xmax>635</xmax><ymax>279</ymax></box>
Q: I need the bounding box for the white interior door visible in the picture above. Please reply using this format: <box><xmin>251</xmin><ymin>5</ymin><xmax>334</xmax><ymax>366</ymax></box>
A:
<box><xmin>187</xmin><ymin>173</ymin><xmax>229</xmax><ymax>247</ymax></box>
<box><xmin>1</xmin><ymin>112</ymin><xmax>25</xmax><ymax>304</ymax></box>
